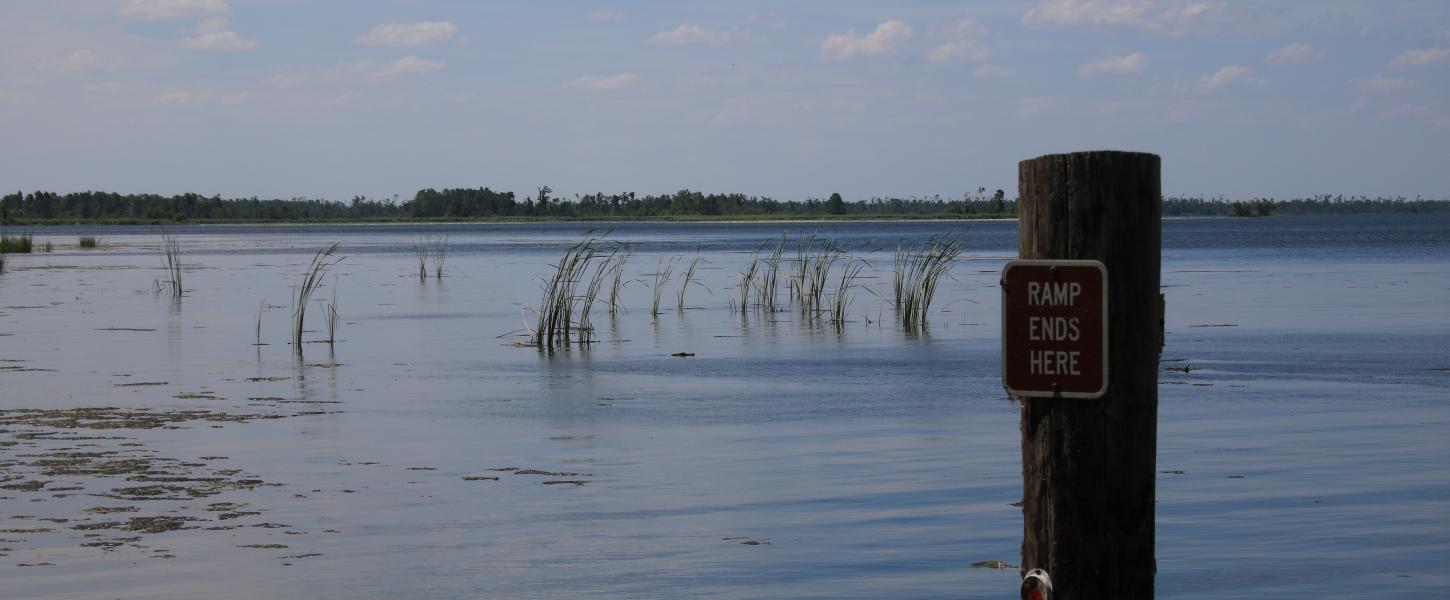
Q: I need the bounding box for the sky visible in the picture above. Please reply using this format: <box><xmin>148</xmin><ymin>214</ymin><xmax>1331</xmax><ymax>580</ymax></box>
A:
<box><xmin>0</xmin><ymin>0</ymin><xmax>1447</xmax><ymax>202</ymax></box>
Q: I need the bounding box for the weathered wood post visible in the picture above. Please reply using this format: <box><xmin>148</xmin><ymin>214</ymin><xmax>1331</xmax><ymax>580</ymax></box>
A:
<box><xmin>1017</xmin><ymin>151</ymin><xmax>1161</xmax><ymax>599</ymax></box>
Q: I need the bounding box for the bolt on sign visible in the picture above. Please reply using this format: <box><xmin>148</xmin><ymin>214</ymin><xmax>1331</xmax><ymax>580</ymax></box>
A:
<box><xmin>1001</xmin><ymin>260</ymin><xmax>1108</xmax><ymax>399</ymax></box>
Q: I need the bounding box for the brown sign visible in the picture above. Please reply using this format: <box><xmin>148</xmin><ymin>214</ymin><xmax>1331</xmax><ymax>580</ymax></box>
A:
<box><xmin>1001</xmin><ymin>260</ymin><xmax>1108</xmax><ymax>399</ymax></box>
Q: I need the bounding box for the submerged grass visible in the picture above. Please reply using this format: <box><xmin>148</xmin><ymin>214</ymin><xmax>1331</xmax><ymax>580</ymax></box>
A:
<box><xmin>292</xmin><ymin>242</ymin><xmax>343</xmax><ymax>353</ymax></box>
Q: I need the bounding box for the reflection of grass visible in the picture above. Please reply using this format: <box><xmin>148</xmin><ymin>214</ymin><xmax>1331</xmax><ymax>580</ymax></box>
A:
<box><xmin>79</xmin><ymin>236</ymin><xmax>99</xmax><ymax>248</ymax></box>
<box><xmin>292</xmin><ymin>243</ymin><xmax>343</xmax><ymax>353</ymax></box>
<box><xmin>1</xmin><ymin>232</ymin><xmax>33</xmax><ymax>253</ymax></box>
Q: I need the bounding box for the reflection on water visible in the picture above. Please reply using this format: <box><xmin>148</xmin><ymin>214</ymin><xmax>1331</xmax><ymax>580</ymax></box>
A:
<box><xmin>0</xmin><ymin>214</ymin><xmax>1447</xmax><ymax>598</ymax></box>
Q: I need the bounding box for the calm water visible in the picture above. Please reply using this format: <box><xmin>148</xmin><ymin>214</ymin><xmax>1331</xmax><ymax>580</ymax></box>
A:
<box><xmin>1</xmin><ymin>214</ymin><xmax>1447</xmax><ymax>598</ymax></box>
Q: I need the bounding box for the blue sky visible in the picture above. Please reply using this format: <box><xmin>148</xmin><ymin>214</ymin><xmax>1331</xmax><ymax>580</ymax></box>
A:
<box><xmin>1</xmin><ymin>0</ymin><xmax>1446</xmax><ymax>202</ymax></box>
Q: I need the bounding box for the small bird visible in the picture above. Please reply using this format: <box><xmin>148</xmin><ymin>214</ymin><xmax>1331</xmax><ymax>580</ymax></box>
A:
<box><xmin>1021</xmin><ymin>569</ymin><xmax>1053</xmax><ymax>600</ymax></box>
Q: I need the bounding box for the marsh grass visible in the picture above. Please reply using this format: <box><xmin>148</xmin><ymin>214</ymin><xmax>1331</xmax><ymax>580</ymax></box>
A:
<box><xmin>894</xmin><ymin>235</ymin><xmax>963</xmax><ymax>329</ymax></box>
<box><xmin>322</xmin><ymin>281</ymin><xmax>340</xmax><ymax>344</ymax></box>
<box><xmin>607</xmin><ymin>249</ymin><xmax>630</xmax><ymax>315</ymax></box>
<box><xmin>78</xmin><ymin>236</ymin><xmax>99</xmax><ymax>248</ymax></box>
<box><xmin>159</xmin><ymin>232</ymin><xmax>183</xmax><ymax>298</ymax></box>
<box><xmin>757</xmin><ymin>236</ymin><xmax>785</xmax><ymax>311</ymax></box>
<box><xmin>577</xmin><ymin>251</ymin><xmax>617</xmax><ymax>342</ymax></box>
<box><xmin>650</xmin><ymin>258</ymin><xmax>674</xmax><ymax>317</ymax></box>
<box><xmin>1</xmin><ymin>233</ymin><xmax>34</xmax><ymax>253</ymax></box>
<box><xmin>531</xmin><ymin>236</ymin><xmax>603</xmax><ymax>351</ymax></box>
<box><xmin>737</xmin><ymin>254</ymin><xmax>760</xmax><ymax>311</ymax></box>
<box><xmin>830</xmin><ymin>257</ymin><xmax>866</xmax><ymax>327</ymax></box>
<box><xmin>430</xmin><ymin>235</ymin><xmax>448</xmax><ymax>278</ymax></box>
<box><xmin>292</xmin><ymin>242</ymin><xmax>343</xmax><ymax>353</ymax></box>
<box><xmin>676</xmin><ymin>251</ymin><xmax>706</xmax><ymax>312</ymax></box>
<box><xmin>41</xmin><ymin>241</ymin><xmax>53</xmax><ymax>253</ymax></box>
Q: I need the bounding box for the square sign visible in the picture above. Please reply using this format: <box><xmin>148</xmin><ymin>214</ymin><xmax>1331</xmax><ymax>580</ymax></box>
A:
<box><xmin>1001</xmin><ymin>260</ymin><xmax>1108</xmax><ymax>399</ymax></box>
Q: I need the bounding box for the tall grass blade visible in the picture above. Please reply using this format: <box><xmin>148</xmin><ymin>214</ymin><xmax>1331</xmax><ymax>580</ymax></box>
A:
<box><xmin>292</xmin><ymin>242</ymin><xmax>343</xmax><ymax>354</ymax></box>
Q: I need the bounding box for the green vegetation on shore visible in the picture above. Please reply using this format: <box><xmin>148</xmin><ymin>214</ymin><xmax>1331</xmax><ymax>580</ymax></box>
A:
<box><xmin>1</xmin><ymin>188</ymin><xmax>1445</xmax><ymax>225</ymax></box>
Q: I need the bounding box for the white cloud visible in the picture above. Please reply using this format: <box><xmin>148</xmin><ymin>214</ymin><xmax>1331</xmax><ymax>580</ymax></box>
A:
<box><xmin>925</xmin><ymin>20</ymin><xmax>988</xmax><ymax>63</ymax></box>
<box><xmin>927</xmin><ymin>40</ymin><xmax>988</xmax><ymax>63</ymax></box>
<box><xmin>181</xmin><ymin>30</ymin><xmax>257</xmax><ymax>51</ymax></box>
<box><xmin>1022</xmin><ymin>0</ymin><xmax>1217</xmax><ymax>35</ymax></box>
<box><xmin>648</xmin><ymin>24</ymin><xmax>739</xmax><ymax>47</ymax></box>
<box><xmin>35</xmin><ymin>50</ymin><xmax>119</xmax><ymax>75</ymax></box>
<box><xmin>821</xmin><ymin>20</ymin><xmax>913</xmax><ymax>60</ymax></box>
<box><xmin>1198</xmin><ymin>65</ymin><xmax>1258</xmax><ymax>91</ymax></box>
<box><xmin>1265</xmin><ymin>43</ymin><xmax>1323</xmax><ymax>65</ymax></box>
<box><xmin>1356</xmin><ymin>75</ymin><xmax>1417</xmax><ymax>92</ymax></box>
<box><xmin>1378</xmin><ymin>104</ymin><xmax>1431</xmax><ymax>121</ymax></box>
<box><xmin>356</xmin><ymin>22</ymin><xmax>459</xmax><ymax>47</ymax></box>
<box><xmin>1387</xmin><ymin>47</ymin><xmax>1448</xmax><ymax>70</ymax></box>
<box><xmin>590</xmin><ymin>10</ymin><xmax>623</xmax><ymax>22</ymax></box>
<box><xmin>119</xmin><ymin>0</ymin><xmax>229</xmax><ymax>21</ymax></box>
<box><xmin>1077</xmin><ymin>52</ymin><xmax>1147</xmax><ymax>77</ymax></box>
<box><xmin>566</xmin><ymin>73</ymin><xmax>640</xmax><ymax>91</ymax></box>
<box><xmin>339</xmin><ymin>55</ymin><xmax>446</xmax><ymax>82</ymax></box>
<box><xmin>196</xmin><ymin>17</ymin><xmax>230</xmax><ymax>34</ymax></box>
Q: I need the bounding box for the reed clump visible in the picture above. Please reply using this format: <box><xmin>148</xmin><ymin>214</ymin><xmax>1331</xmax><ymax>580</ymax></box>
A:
<box><xmin>531</xmin><ymin>236</ymin><xmax>606</xmax><ymax>351</ymax></box>
<box><xmin>159</xmin><ymin>232</ymin><xmax>183</xmax><ymax>298</ymax></box>
<box><xmin>411</xmin><ymin>235</ymin><xmax>448</xmax><ymax>280</ymax></box>
<box><xmin>78</xmin><ymin>236</ymin><xmax>99</xmax><ymax>248</ymax></box>
<box><xmin>292</xmin><ymin>242</ymin><xmax>343</xmax><ymax>353</ymax></box>
<box><xmin>650</xmin><ymin>258</ymin><xmax>674</xmax><ymax>317</ymax></box>
<box><xmin>676</xmin><ymin>251</ymin><xmax>705</xmax><ymax>312</ymax></box>
<box><xmin>1</xmin><ymin>232</ymin><xmax>33</xmax><ymax>253</ymax></box>
<box><xmin>606</xmin><ymin>249</ymin><xmax>630</xmax><ymax>315</ymax></box>
<box><xmin>894</xmin><ymin>235</ymin><xmax>963</xmax><ymax>328</ymax></box>
<box><xmin>757</xmin><ymin>236</ymin><xmax>785</xmax><ymax>311</ymax></box>
<box><xmin>830</xmin><ymin>257</ymin><xmax>866</xmax><ymax>327</ymax></box>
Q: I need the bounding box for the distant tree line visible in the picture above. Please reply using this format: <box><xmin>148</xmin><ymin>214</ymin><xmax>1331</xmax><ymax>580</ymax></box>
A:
<box><xmin>0</xmin><ymin>189</ymin><xmax>1445</xmax><ymax>223</ymax></box>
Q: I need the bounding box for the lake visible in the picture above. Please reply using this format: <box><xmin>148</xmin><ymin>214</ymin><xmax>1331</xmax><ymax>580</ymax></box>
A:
<box><xmin>1</xmin><ymin>214</ymin><xmax>1447</xmax><ymax>598</ymax></box>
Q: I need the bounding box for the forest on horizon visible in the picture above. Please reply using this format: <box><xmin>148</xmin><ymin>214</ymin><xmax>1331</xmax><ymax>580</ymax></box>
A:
<box><xmin>2</xmin><ymin>187</ymin><xmax>1447</xmax><ymax>224</ymax></box>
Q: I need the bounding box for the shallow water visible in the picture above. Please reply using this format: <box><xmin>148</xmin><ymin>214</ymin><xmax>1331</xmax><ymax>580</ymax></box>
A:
<box><xmin>1</xmin><ymin>214</ymin><xmax>1447</xmax><ymax>598</ymax></box>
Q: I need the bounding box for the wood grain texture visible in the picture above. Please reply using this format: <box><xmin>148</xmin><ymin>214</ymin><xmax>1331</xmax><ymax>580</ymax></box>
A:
<box><xmin>1018</xmin><ymin>151</ymin><xmax>1161</xmax><ymax>600</ymax></box>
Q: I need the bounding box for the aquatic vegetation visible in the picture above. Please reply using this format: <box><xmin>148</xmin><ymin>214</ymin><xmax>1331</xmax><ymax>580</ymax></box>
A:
<box><xmin>1</xmin><ymin>232</ymin><xmax>33</xmax><ymax>253</ymax></box>
<box><xmin>676</xmin><ymin>251</ymin><xmax>705</xmax><ymax>312</ymax></box>
<box><xmin>531</xmin><ymin>236</ymin><xmax>606</xmax><ymax>350</ymax></box>
<box><xmin>292</xmin><ymin>242</ymin><xmax>343</xmax><ymax>353</ymax></box>
<box><xmin>78</xmin><ymin>236</ymin><xmax>99</xmax><ymax>248</ymax></box>
<box><xmin>41</xmin><ymin>241</ymin><xmax>53</xmax><ymax>253</ymax></box>
<box><xmin>757</xmin><ymin>236</ymin><xmax>785</xmax><ymax>311</ymax></box>
<box><xmin>322</xmin><ymin>282</ymin><xmax>340</xmax><ymax>345</ymax></box>
<box><xmin>737</xmin><ymin>254</ymin><xmax>760</xmax><ymax>311</ymax></box>
<box><xmin>650</xmin><ymin>258</ymin><xmax>673</xmax><ymax>317</ymax></box>
<box><xmin>830</xmin><ymin>257</ymin><xmax>866</xmax><ymax>327</ymax></box>
<box><xmin>606</xmin><ymin>249</ymin><xmax>630</xmax><ymax>315</ymax></box>
<box><xmin>255</xmin><ymin>300</ymin><xmax>266</xmax><ymax>346</ymax></box>
<box><xmin>159</xmin><ymin>232</ymin><xmax>183</xmax><ymax>298</ymax></box>
<box><xmin>411</xmin><ymin>235</ymin><xmax>448</xmax><ymax>280</ymax></box>
<box><xmin>894</xmin><ymin>235</ymin><xmax>963</xmax><ymax>329</ymax></box>
<box><xmin>577</xmin><ymin>250</ymin><xmax>617</xmax><ymax>342</ymax></box>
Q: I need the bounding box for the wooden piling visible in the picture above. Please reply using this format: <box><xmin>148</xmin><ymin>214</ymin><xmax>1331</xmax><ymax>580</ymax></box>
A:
<box><xmin>1017</xmin><ymin>151</ymin><xmax>1161</xmax><ymax>599</ymax></box>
